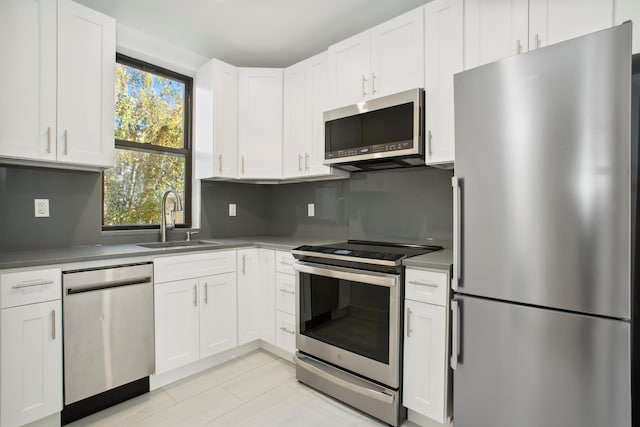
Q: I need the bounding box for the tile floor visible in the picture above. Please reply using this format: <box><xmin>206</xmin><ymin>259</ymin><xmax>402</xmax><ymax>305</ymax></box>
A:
<box><xmin>68</xmin><ymin>350</ymin><xmax>419</xmax><ymax>427</ymax></box>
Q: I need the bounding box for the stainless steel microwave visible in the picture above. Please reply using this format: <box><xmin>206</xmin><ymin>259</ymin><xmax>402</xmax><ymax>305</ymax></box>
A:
<box><xmin>323</xmin><ymin>88</ymin><xmax>424</xmax><ymax>172</ymax></box>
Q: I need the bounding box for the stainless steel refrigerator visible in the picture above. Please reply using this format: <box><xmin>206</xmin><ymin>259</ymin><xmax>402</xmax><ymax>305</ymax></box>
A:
<box><xmin>452</xmin><ymin>23</ymin><xmax>637</xmax><ymax>427</ymax></box>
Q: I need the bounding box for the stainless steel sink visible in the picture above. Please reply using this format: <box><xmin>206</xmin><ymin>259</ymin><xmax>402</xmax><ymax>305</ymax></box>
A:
<box><xmin>137</xmin><ymin>240</ymin><xmax>222</xmax><ymax>249</ymax></box>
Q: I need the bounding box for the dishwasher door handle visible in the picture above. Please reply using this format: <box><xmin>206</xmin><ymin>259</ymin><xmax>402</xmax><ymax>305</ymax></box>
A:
<box><xmin>66</xmin><ymin>276</ymin><xmax>152</xmax><ymax>295</ymax></box>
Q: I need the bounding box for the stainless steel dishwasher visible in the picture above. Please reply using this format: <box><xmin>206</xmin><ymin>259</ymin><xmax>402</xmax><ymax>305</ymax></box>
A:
<box><xmin>61</xmin><ymin>262</ymin><xmax>154</xmax><ymax>424</ymax></box>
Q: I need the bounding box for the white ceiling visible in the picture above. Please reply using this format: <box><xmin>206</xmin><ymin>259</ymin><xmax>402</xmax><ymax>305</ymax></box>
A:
<box><xmin>74</xmin><ymin>0</ymin><xmax>432</xmax><ymax>68</ymax></box>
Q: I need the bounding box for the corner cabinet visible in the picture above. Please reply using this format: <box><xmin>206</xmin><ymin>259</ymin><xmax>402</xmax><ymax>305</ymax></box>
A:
<box><xmin>0</xmin><ymin>0</ymin><xmax>115</xmax><ymax>170</ymax></box>
<box><xmin>403</xmin><ymin>267</ymin><xmax>452</xmax><ymax>425</ymax></box>
<box><xmin>195</xmin><ymin>58</ymin><xmax>239</xmax><ymax>179</ymax></box>
<box><xmin>0</xmin><ymin>267</ymin><xmax>63</xmax><ymax>427</ymax></box>
<box><xmin>424</xmin><ymin>0</ymin><xmax>463</xmax><ymax>166</ymax></box>
<box><xmin>238</xmin><ymin>69</ymin><xmax>284</xmax><ymax>179</ymax></box>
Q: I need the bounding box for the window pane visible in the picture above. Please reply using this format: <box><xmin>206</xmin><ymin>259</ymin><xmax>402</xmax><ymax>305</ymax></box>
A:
<box><xmin>114</xmin><ymin>64</ymin><xmax>185</xmax><ymax>149</ymax></box>
<box><xmin>103</xmin><ymin>149</ymin><xmax>186</xmax><ymax>226</ymax></box>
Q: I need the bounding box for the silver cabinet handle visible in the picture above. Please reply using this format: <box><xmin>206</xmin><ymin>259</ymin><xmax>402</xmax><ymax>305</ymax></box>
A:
<box><xmin>427</xmin><ymin>130</ymin><xmax>433</xmax><ymax>157</ymax></box>
<box><xmin>371</xmin><ymin>72</ymin><xmax>377</xmax><ymax>95</ymax></box>
<box><xmin>452</xmin><ymin>176</ymin><xmax>461</xmax><ymax>290</ymax></box>
<box><xmin>451</xmin><ymin>300</ymin><xmax>460</xmax><ymax>370</ymax></box>
<box><xmin>47</xmin><ymin>127</ymin><xmax>52</xmax><ymax>153</ymax></box>
<box><xmin>218</xmin><ymin>154</ymin><xmax>223</xmax><ymax>174</ymax></box>
<box><xmin>298</xmin><ymin>154</ymin><xmax>303</xmax><ymax>172</ymax></box>
<box><xmin>516</xmin><ymin>39</ymin><xmax>522</xmax><ymax>54</ymax></box>
<box><xmin>204</xmin><ymin>283</ymin><xmax>208</xmax><ymax>304</ymax></box>
<box><xmin>279</xmin><ymin>259</ymin><xmax>293</xmax><ymax>266</ymax></box>
<box><xmin>280</xmin><ymin>288</ymin><xmax>295</xmax><ymax>295</ymax></box>
<box><xmin>534</xmin><ymin>33</ymin><xmax>541</xmax><ymax>49</ymax></box>
<box><xmin>406</xmin><ymin>307</ymin><xmax>412</xmax><ymax>337</ymax></box>
<box><xmin>241</xmin><ymin>156</ymin><xmax>245</xmax><ymax>174</ymax></box>
<box><xmin>51</xmin><ymin>309</ymin><xmax>56</xmax><ymax>340</ymax></box>
<box><xmin>64</xmin><ymin>129</ymin><xmax>69</xmax><ymax>155</ymax></box>
<box><xmin>242</xmin><ymin>255</ymin><xmax>246</xmax><ymax>274</ymax></box>
<box><xmin>193</xmin><ymin>285</ymin><xmax>198</xmax><ymax>306</ymax></box>
<box><xmin>279</xmin><ymin>326</ymin><xmax>295</xmax><ymax>334</ymax></box>
<box><xmin>408</xmin><ymin>279</ymin><xmax>438</xmax><ymax>288</ymax></box>
<box><xmin>12</xmin><ymin>279</ymin><xmax>55</xmax><ymax>289</ymax></box>
<box><xmin>361</xmin><ymin>75</ymin><xmax>368</xmax><ymax>98</ymax></box>
<box><xmin>305</xmin><ymin>153</ymin><xmax>309</xmax><ymax>171</ymax></box>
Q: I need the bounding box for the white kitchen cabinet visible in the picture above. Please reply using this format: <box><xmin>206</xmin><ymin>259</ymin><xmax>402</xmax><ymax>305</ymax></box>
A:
<box><xmin>154</xmin><ymin>250</ymin><xmax>238</xmax><ymax>374</ymax></box>
<box><xmin>275</xmin><ymin>311</ymin><xmax>296</xmax><ymax>355</ymax></box>
<box><xmin>237</xmin><ymin>248</ymin><xmax>261</xmax><ymax>344</ymax></box>
<box><xmin>273</xmin><ymin>250</ymin><xmax>297</xmax><ymax>355</ymax></box>
<box><xmin>1</xmin><ymin>267</ymin><xmax>62</xmax><ymax>427</ymax></box>
<box><xmin>238</xmin><ymin>68</ymin><xmax>283</xmax><ymax>179</ymax></box>
<box><xmin>195</xmin><ymin>58</ymin><xmax>239</xmax><ymax>179</ymax></box>
<box><xmin>328</xmin><ymin>7</ymin><xmax>424</xmax><ymax>108</ymax></box>
<box><xmin>403</xmin><ymin>267</ymin><xmax>452</xmax><ymax>424</ymax></box>
<box><xmin>259</xmin><ymin>249</ymin><xmax>276</xmax><ymax>345</ymax></box>
<box><xmin>614</xmin><ymin>0</ymin><xmax>640</xmax><ymax>54</ymax></box>
<box><xmin>424</xmin><ymin>0</ymin><xmax>463</xmax><ymax>166</ymax></box>
<box><xmin>283</xmin><ymin>52</ymin><xmax>348</xmax><ymax>179</ymax></box>
<box><xmin>0</xmin><ymin>0</ymin><xmax>115</xmax><ymax>169</ymax></box>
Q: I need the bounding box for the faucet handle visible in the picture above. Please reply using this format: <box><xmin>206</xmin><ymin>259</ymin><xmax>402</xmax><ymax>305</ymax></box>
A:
<box><xmin>186</xmin><ymin>231</ymin><xmax>199</xmax><ymax>241</ymax></box>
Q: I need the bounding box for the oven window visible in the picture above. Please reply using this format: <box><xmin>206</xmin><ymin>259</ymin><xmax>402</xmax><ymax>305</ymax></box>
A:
<box><xmin>299</xmin><ymin>273</ymin><xmax>390</xmax><ymax>364</ymax></box>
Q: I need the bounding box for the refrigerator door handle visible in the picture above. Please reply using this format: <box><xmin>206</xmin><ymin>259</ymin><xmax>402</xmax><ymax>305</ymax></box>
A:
<box><xmin>452</xmin><ymin>176</ymin><xmax>461</xmax><ymax>290</ymax></box>
<box><xmin>450</xmin><ymin>299</ymin><xmax>460</xmax><ymax>370</ymax></box>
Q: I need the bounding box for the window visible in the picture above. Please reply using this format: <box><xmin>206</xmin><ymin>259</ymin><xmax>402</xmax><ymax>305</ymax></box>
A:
<box><xmin>103</xmin><ymin>54</ymin><xmax>192</xmax><ymax>229</ymax></box>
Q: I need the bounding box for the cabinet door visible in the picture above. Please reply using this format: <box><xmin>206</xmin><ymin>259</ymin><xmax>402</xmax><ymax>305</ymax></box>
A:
<box><xmin>238</xmin><ymin>68</ymin><xmax>283</xmax><ymax>179</ymax></box>
<box><xmin>402</xmin><ymin>300</ymin><xmax>449</xmax><ymax>423</ymax></box>
<box><xmin>57</xmin><ymin>0</ymin><xmax>115</xmax><ymax>168</ymax></box>
<box><xmin>306</xmin><ymin>52</ymin><xmax>335</xmax><ymax>177</ymax></box>
<box><xmin>1</xmin><ymin>300</ymin><xmax>62</xmax><ymax>427</ymax></box>
<box><xmin>529</xmin><ymin>0</ymin><xmax>614</xmax><ymax>50</ymax></box>
<box><xmin>237</xmin><ymin>248</ymin><xmax>261</xmax><ymax>344</ymax></box>
<box><xmin>615</xmin><ymin>0</ymin><xmax>640</xmax><ymax>54</ymax></box>
<box><xmin>283</xmin><ymin>60</ymin><xmax>307</xmax><ymax>178</ymax></box>
<box><xmin>275</xmin><ymin>310</ymin><xmax>296</xmax><ymax>355</ymax></box>
<box><xmin>199</xmin><ymin>273</ymin><xmax>238</xmax><ymax>358</ymax></box>
<box><xmin>259</xmin><ymin>249</ymin><xmax>276</xmax><ymax>345</ymax></box>
<box><xmin>370</xmin><ymin>7</ymin><xmax>424</xmax><ymax>98</ymax></box>
<box><xmin>327</xmin><ymin>31</ymin><xmax>371</xmax><ymax>108</ymax></box>
<box><xmin>463</xmin><ymin>0</ymin><xmax>529</xmax><ymax>69</ymax></box>
<box><xmin>154</xmin><ymin>279</ymin><xmax>200</xmax><ymax>374</ymax></box>
<box><xmin>424</xmin><ymin>0</ymin><xmax>463</xmax><ymax>165</ymax></box>
<box><xmin>0</xmin><ymin>0</ymin><xmax>57</xmax><ymax>162</ymax></box>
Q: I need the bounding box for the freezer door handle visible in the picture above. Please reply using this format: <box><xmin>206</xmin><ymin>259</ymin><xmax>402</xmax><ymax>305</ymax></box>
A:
<box><xmin>452</xmin><ymin>176</ymin><xmax>461</xmax><ymax>290</ymax></box>
<box><xmin>450</xmin><ymin>299</ymin><xmax>460</xmax><ymax>370</ymax></box>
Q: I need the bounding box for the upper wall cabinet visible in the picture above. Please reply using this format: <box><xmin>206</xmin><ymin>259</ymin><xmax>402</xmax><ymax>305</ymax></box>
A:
<box><xmin>283</xmin><ymin>52</ymin><xmax>349</xmax><ymax>179</ymax></box>
<box><xmin>424</xmin><ymin>0</ymin><xmax>463</xmax><ymax>166</ymax></box>
<box><xmin>195</xmin><ymin>58</ymin><xmax>239</xmax><ymax>179</ymax></box>
<box><xmin>238</xmin><ymin>68</ymin><xmax>283</xmax><ymax>179</ymax></box>
<box><xmin>464</xmin><ymin>0</ymin><xmax>614</xmax><ymax>69</ymax></box>
<box><xmin>0</xmin><ymin>0</ymin><xmax>115</xmax><ymax>170</ymax></box>
<box><xmin>614</xmin><ymin>0</ymin><xmax>640</xmax><ymax>54</ymax></box>
<box><xmin>327</xmin><ymin>7</ymin><xmax>424</xmax><ymax>108</ymax></box>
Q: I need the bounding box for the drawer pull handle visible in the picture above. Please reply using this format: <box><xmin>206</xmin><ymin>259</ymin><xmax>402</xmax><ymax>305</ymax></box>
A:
<box><xmin>280</xmin><ymin>288</ymin><xmax>295</xmax><ymax>295</ymax></box>
<box><xmin>408</xmin><ymin>280</ymin><xmax>438</xmax><ymax>288</ymax></box>
<box><xmin>280</xmin><ymin>259</ymin><xmax>293</xmax><ymax>266</ymax></box>
<box><xmin>279</xmin><ymin>326</ymin><xmax>295</xmax><ymax>335</ymax></box>
<box><xmin>12</xmin><ymin>279</ymin><xmax>55</xmax><ymax>289</ymax></box>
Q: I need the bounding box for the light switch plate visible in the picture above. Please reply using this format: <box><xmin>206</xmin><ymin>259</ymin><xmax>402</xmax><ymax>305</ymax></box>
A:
<box><xmin>229</xmin><ymin>203</ymin><xmax>237</xmax><ymax>217</ymax></box>
<box><xmin>308</xmin><ymin>203</ymin><xmax>315</xmax><ymax>217</ymax></box>
<box><xmin>35</xmin><ymin>199</ymin><xmax>50</xmax><ymax>217</ymax></box>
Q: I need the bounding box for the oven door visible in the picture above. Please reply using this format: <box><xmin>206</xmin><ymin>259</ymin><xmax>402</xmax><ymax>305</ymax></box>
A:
<box><xmin>294</xmin><ymin>261</ymin><xmax>402</xmax><ymax>388</ymax></box>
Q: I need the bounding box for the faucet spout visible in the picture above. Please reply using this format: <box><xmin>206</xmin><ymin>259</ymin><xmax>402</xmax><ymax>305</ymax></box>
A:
<box><xmin>160</xmin><ymin>189</ymin><xmax>183</xmax><ymax>242</ymax></box>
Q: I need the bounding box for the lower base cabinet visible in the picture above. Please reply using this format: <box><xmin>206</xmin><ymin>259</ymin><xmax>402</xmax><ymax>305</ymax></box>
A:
<box><xmin>199</xmin><ymin>273</ymin><xmax>238</xmax><ymax>358</ymax></box>
<box><xmin>275</xmin><ymin>310</ymin><xmax>296</xmax><ymax>354</ymax></box>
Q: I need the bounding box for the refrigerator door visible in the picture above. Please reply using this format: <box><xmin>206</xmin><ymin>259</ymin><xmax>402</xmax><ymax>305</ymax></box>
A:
<box><xmin>453</xmin><ymin>24</ymin><xmax>632</xmax><ymax>318</ymax></box>
<box><xmin>452</xmin><ymin>295</ymin><xmax>631</xmax><ymax>427</ymax></box>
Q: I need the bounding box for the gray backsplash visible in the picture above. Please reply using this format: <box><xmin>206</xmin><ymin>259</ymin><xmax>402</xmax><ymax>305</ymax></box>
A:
<box><xmin>0</xmin><ymin>164</ymin><xmax>452</xmax><ymax>252</ymax></box>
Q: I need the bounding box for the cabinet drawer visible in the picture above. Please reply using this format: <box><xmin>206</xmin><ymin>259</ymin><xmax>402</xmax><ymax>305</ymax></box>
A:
<box><xmin>275</xmin><ymin>250</ymin><xmax>295</xmax><ymax>275</ymax></box>
<box><xmin>276</xmin><ymin>272</ymin><xmax>296</xmax><ymax>315</ymax></box>
<box><xmin>275</xmin><ymin>311</ymin><xmax>296</xmax><ymax>354</ymax></box>
<box><xmin>154</xmin><ymin>250</ymin><xmax>236</xmax><ymax>284</ymax></box>
<box><xmin>405</xmin><ymin>268</ymin><xmax>448</xmax><ymax>306</ymax></box>
<box><xmin>1</xmin><ymin>268</ymin><xmax>61</xmax><ymax>308</ymax></box>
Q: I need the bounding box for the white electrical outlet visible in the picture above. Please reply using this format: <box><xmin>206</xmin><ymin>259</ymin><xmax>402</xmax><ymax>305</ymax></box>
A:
<box><xmin>308</xmin><ymin>203</ymin><xmax>315</xmax><ymax>217</ymax></box>
<box><xmin>34</xmin><ymin>199</ymin><xmax>50</xmax><ymax>217</ymax></box>
<box><xmin>229</xmin><ymin>203</ymin><xmax>237</xmax><ymax>217</ymax></box>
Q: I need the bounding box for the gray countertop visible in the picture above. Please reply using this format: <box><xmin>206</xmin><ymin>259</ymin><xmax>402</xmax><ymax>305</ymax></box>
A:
<box><xmin>0</xmin><ymin>236</ymin><xmax>453</xmax><ymax>271</ymax></box>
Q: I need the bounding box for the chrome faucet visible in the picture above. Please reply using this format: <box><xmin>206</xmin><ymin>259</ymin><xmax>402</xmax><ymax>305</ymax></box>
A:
<box><xmin>160</xmin><ymin>189</ymin><xmax>183</xmax><ymax>242</ymax></box>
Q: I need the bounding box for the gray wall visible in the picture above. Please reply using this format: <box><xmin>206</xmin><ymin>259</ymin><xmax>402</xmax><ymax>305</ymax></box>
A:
<box><xmin>0</xmin><ymin>164</ymin><xmax>452</xmax><ymax>252</ymax></box>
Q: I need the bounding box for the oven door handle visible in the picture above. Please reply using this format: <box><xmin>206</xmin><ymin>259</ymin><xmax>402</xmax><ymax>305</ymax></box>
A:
<box><xmin>293</xmin><ymin>261</ymin><xmax>399</xmax><ymax>288</ymax></box>
<box><xmin>295</xmin><ymin>354</ymin><xmax>394</xmax><ymax>404</ymax></box>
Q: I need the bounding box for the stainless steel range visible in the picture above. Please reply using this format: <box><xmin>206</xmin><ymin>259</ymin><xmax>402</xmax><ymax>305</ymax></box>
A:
<box><xmin>292</xmin><ymin>240</ymin><xmax>442</xmax><ymax>426</ymax></box>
